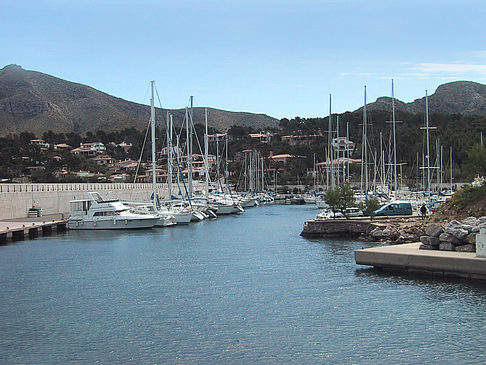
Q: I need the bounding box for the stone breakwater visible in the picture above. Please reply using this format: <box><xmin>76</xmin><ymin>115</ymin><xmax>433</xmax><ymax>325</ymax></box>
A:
<box><xmin>419</xmin><ymin>216</ymin><xmax>486</xmax><ymax>252</ymax></box>
<box><xmin>367</xmin><ymin>222</ymin><xmax>423</xmax><ymax>244</ymax></box>
<box><xmin>301</xmin><ymin>217</ymin><xmax>424</xmax><ymax>244</ymax></box>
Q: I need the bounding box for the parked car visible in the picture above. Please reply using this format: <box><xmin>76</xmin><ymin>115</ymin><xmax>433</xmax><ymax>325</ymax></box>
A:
<box><xmin>374</xmin><ymin>201</ymin><xmax>413</xmax><ymax>216</ymax></box>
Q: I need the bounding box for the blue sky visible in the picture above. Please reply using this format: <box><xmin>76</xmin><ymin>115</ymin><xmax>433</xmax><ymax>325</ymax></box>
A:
<box><xmin>2</xmin><ymin>0</ymin><xmax>486</xmax><ymax>119</ymax></box>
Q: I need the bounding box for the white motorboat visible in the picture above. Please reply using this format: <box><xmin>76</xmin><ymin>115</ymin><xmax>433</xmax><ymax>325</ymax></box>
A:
<box><xmin>68</xmin><ymin>192</ymin><xmax>158</xmax><ymax>230</ymax></box>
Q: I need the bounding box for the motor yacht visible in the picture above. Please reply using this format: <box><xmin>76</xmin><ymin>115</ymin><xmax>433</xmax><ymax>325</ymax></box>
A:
<box><xmin>68</xmin><ymin>192</ymin><xmax>159</xmax><ymax>230</ymax></box>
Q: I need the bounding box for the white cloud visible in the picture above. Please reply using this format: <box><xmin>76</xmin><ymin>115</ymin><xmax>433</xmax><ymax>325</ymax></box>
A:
<box><xmin>411</xmin><ymin>63</ymin><xmax>486</xmax><ymax>74</ymax></box>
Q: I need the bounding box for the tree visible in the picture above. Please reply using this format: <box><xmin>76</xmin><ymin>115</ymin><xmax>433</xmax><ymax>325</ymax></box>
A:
<box><xmin>462</xmin><ymin>144</ymin><xmax>486</xmax><ymax>179</ymax></box>
<box><xmin>361</xmin><ymin>197</ymin><xmax>380</xmax><ymax>221</ymax></box>
<box><xmin>323</xmin><ymin>188</ymin><xmax>340</xmax><ymax>218</ymax></box>
<box><xmin>337</xmin><ymin>183</ymin><xmax>356</xmax><ymax>218</ymax></box>
<box><xmin>323</xmin><ymin>183</ymin><xmax>356</xmax><ymax>219</ymax></box>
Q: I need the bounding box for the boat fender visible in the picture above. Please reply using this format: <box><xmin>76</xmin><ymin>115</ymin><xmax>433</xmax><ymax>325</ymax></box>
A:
<box><xmin>125</xmin><ymin>219</ymin><xmax>128</xmax><ymax>225</ymax></box>
<box><xmin>93</xmin><ymin>221</ymin><xmax>96</xmax><ymax>227</ymax></box>
<box><xmin>75</xmin><ymin>221</ymin><xmax>79</xmax><ymax>227</ymax></box>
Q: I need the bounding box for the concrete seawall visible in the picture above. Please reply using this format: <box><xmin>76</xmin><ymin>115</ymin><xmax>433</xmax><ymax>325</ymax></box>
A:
<box><xmin>0</xmin><ymin>183</ymin><xmax>180</xmax><ymax>219</ymax></box>
<box><xmin>301</xmin><ymin>218</ymin><xmax>377</xmax><ymax>238</ymax></box>
<box><xmin>355</xmin><ymin>243</ymin><xmax>486</xmax><ymax>280</ymax></box>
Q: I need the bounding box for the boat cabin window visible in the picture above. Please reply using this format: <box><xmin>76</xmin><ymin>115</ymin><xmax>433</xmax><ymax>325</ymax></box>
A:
<box><xmin>90</xmin><ymin>192</ymin><xmax>104</xmax><ymax>203</ymax></box>
<box><xmin>93</xmin><ymin>211</ymin><xmax>119</xmax><ymax>217</ymax></box>
<box><xmin>70</xmin><ymin>201</ymin><xmax>87</xmax><ymax>212</ymax></box>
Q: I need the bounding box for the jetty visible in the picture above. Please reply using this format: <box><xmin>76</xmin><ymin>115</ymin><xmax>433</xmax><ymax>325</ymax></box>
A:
<box><xmin>301</xmin><ymin>218</ymin><xmax>376</xmax><ymax>238</ymax></box>
<box><xmin>355</xmin><ymin>242</ymin><xmax>486</xmax><ymax>280</ymax></box>
<box><xmin>300</xmin><ymin>216</ymin><xmax>421</xmax><ymax>239</ymax></box>
<box><xmin>0</xmin><ymin>213</ymin><xmax>67</xmax><ymax>243</ymax></box>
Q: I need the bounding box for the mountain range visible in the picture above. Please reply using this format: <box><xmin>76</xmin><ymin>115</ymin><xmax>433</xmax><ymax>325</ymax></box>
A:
<box><xmin>1</xmin><ymin>64</ymin><xmax>486</xmax><ymax>136</ymax></box>
<box><xmin>0</xmin><ymin>65</ymin><xmax>278</xmax><ymax>136</ymax></box>
<box><xmin>364</xmin><ymin>81</ymin><xmax>486</xmax><ymax>116</ymax></box>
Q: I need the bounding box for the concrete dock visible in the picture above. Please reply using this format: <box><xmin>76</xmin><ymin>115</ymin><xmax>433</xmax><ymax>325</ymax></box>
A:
<box><xmin>0</xmin><ymin>213</ymin><xmax>67</xmax><ymax>242</ymax></box>
<box><xmin>301</xmin><ymin>216</ymin><xmax>421</xmax><ymax>238</ymax></box>
<box><xmin>355</xmin><ymin>243</ymin><xmax>486</xmax><ymax>280</ymax></box>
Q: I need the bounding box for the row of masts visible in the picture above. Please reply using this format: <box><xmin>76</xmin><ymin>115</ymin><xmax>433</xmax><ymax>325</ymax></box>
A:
<box><xmin>150</xmin><ymin>81</ymin><xmax>237</xmax><ymax>202</ymax></box>
<box><xmin>151</xmin><ymin>79</ymin><xmax>455</xmax><ymax>200</ymax></box>
<box><xmin>324</xmin><ymin>80</ymin><xmax>454</xmax><ymax>199</ymax></box>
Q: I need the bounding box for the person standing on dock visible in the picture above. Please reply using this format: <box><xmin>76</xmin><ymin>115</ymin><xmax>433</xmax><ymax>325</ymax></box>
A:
<box><xmin>420</xmin><ymin>204</ymin><xmax>427</xmax><ymax>219</ymax></box>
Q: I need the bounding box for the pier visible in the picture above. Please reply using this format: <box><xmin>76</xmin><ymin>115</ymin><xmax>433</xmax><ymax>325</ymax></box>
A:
<box><xmin>0</xmin><ymin>214</ymin><xmax>67</xmax><ymax>243</ymax></box>
<box><xmin>300</xmin><ymin>216</ymin><xmax>421</xmax><ymax>238</ymax></box>
<box><xmin>301</xmin><ymin>218</ymin><xmax>377</xmax><ymax>238</ymax></box>
<box><xmin>355</xmin><ymin>243</ymin><xmax>486</xmax><ymax>280</ymax></box>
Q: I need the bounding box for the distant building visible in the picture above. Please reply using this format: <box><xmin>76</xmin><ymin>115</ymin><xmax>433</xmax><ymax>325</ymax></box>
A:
<box><xmin>159</xmin><ymin>146</ymin><xmax>184</xmax><ymax>158</ymax></box>
<box><xmin>115</xmin><ymin>159</ymin><xmax>139</xmax><ymax>171</ymax></box>
<box><xmin>110</xmin><ymin>173</ymin><xmax>131</xmax><ymax>182</ymax></box>
<box><xmin>282</xmin><ymin>133</ymin><xmax>323</xmax><ymax>146</ymax></box>
<box><xmin>208</xmin><ymin>133</ymin><xmax>232</xmax><ymax>142</ymax></box>
<box><xmin>71</xmin><ymin>142</ymin><xmax>106</xmax><ymax>156</ymax></box>
<box><xmin>53</xmin><ymin>143</ymin><xmax>71</xmax><ymax>151</ymax></box>
<box><xmin>30</xmin><ymin>139</ymin><xmax>50</xmax><ymax>149</ymax></box>
<box><xmin>117</xmin><ymin>141</ymin><xmax>132</xmax><ymax>153</ymax></box>
<box><xmin>248</xmin><ymin>132</ymin><xmax>274</xmax><ymax>143</ymax></box>
<box><xmin>331</xmin><ymin>137</ymin><xmax>355</xmax><ymax>152</ymax></box>
<box><xmin>92</xmin><ymin>155</ymin><xmax>115</xmax><ymax>166</ymax></box>
<box><xmin>268</xmin><ymin>151</ymin><xmax>304</xmax><ymax>164</ymax></box>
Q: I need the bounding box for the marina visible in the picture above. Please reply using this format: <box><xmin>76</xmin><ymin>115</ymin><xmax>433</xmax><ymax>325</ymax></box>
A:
<box><xmin>2</xmin><ymin>205</ymin><xmax>486</xmax><ymax>363</ymax></box>
<box><xmin>2</xmin><ymin>1</ymin><xmax>486</xmax><ymax>363</ymax></box>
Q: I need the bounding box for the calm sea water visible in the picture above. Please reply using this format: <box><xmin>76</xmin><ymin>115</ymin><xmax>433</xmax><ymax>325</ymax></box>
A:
<box><xmin>1</xmin><ymin>205</ymin><xmax>486</xmax><ymax>364</ymax></box>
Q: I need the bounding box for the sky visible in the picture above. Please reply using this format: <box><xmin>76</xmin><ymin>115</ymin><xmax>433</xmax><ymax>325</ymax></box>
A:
<box><xmin>2</xmin><ymin>0</ymin><xmax>486</xmax><ymax>119</ymax></box>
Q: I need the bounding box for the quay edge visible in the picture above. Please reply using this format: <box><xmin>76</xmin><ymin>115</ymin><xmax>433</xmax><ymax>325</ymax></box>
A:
<box><xmin>300</xmin><ymin>218</ymin><xmax>378</xmax><ymax>238</ymax></box>
<box><xmin>0</xmin><ymin>215</ymin><xmax>67</xmax><ymax>243</ymax></box>
<box><xmin>355</xmin><ymin>243</ymin><xmax>486</xmax><ymax>281</ymax></box>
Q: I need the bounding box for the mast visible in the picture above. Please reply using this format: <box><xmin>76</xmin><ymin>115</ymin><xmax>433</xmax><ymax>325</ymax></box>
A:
<box><xmin>450</xmin><ymin>146</ymin><xmax>453</xmax><ymax>192</ymax></box>
<box><xmin>425</xmin><ymin>90</ymin><xmax>431</xmax><ymax>195</ymax></box>
<box><xmin>204</xmin><ymin>108</ymin><xmax>209</xmax><ymax>199</ymax></box>
<box><xmin>392</xmin><ymin>79</ymin><xmax>398</xmax><ymax>193</ymax></box>
<box><xmin>336</xmin><ymin>115</ymin><xmax>340</xmax><ymax>186</ymax></box>
<box><xmin>244</xmin><ymin>152</ymin><xmax>247</xmax><ymax>191</ymax></box>
<box><xmin>188</xmin><ymin>96</ymin><xmax>194</xmax><ymax>199</ymax></box>
<box><xmin>313</xmin><ymin>153</ymin><xmax>316</xmax><ymax>191</ymax></box>
<box><xmin>216</xmin><ymin>133</ymin><xmax>220</xmax><ymax>192</ymax></box>
<box><xmin>361</xmin><ymin>86</ymin><xmax>369</xmax><ymax>196</ymax></box>
<box><xmin>261</xmin><ymin>156</ymin><xmax>264</xmax><ymax>191</ymax></box>
<box><xmin>150</xmin><ymin>80</ymin><xmax>157</xmax><ymax>209</ymax></box>
<box><xmin>274</xmin><ymin>164</ymin><xmax>277</xmax><ymax>193</ymax></box>
<box><xmin>328</xmin><ymin>94</ymin><xmax>334</xmax><ymax>189</ymax></box>
<box><xmin>380</xmin><ymin>132</ymin><xmax>385</xmax><ymax>191</ymax></box>
<box><xmin>346</xmin><ymin>121</ymin><xmax>350</xmax><ymax>183</ymax></box>
<box><xmin>225</xmin><ymin>133</ymin><xmax>229</xmax><ymax>194</ymax></box>
<box><xmin>167</xmin><ymin>112</ymin><xmax>173</xmax><ymax>199</ymax></box>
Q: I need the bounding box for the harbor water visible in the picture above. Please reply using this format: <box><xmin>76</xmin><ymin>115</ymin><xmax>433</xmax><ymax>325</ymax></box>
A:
<box><xmin>1</xmin><ymin>205</ymin><xmax>486</xmax><ymax>364</ymax></box>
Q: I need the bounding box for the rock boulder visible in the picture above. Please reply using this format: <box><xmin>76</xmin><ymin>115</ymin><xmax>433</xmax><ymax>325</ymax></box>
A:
<box><xmin>425</xmin><ymin>224</ymin><xmax>444</xmax><ymax>238</ymax></box>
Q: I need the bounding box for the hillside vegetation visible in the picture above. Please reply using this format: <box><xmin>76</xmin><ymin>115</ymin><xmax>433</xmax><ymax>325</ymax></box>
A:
<box><xmin>0</xmin><ymin>64</ymin><xmax>279</xmax><ymax>136</ymax></box>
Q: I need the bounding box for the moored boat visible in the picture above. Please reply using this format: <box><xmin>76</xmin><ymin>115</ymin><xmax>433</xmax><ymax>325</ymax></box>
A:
<box><xmin>68</xmin><ymin>192</ymin><xmax>158</xmax><ymax>230</ymax></box>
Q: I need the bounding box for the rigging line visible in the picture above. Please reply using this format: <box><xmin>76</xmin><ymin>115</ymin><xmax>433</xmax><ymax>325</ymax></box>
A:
<box><xmin>133</xmin><ymin>119</ymin><xmax>151</xmax><ymax>184</ymax></box>
<box><xmin>189</xmin><ymin>108</ymin><xmax>213</xmax><ymax>185</ymax></box>
<box><xmin>154</xmin><ymin>87</ymin><xmax>192</xmax><ymax>205</ymax></box>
